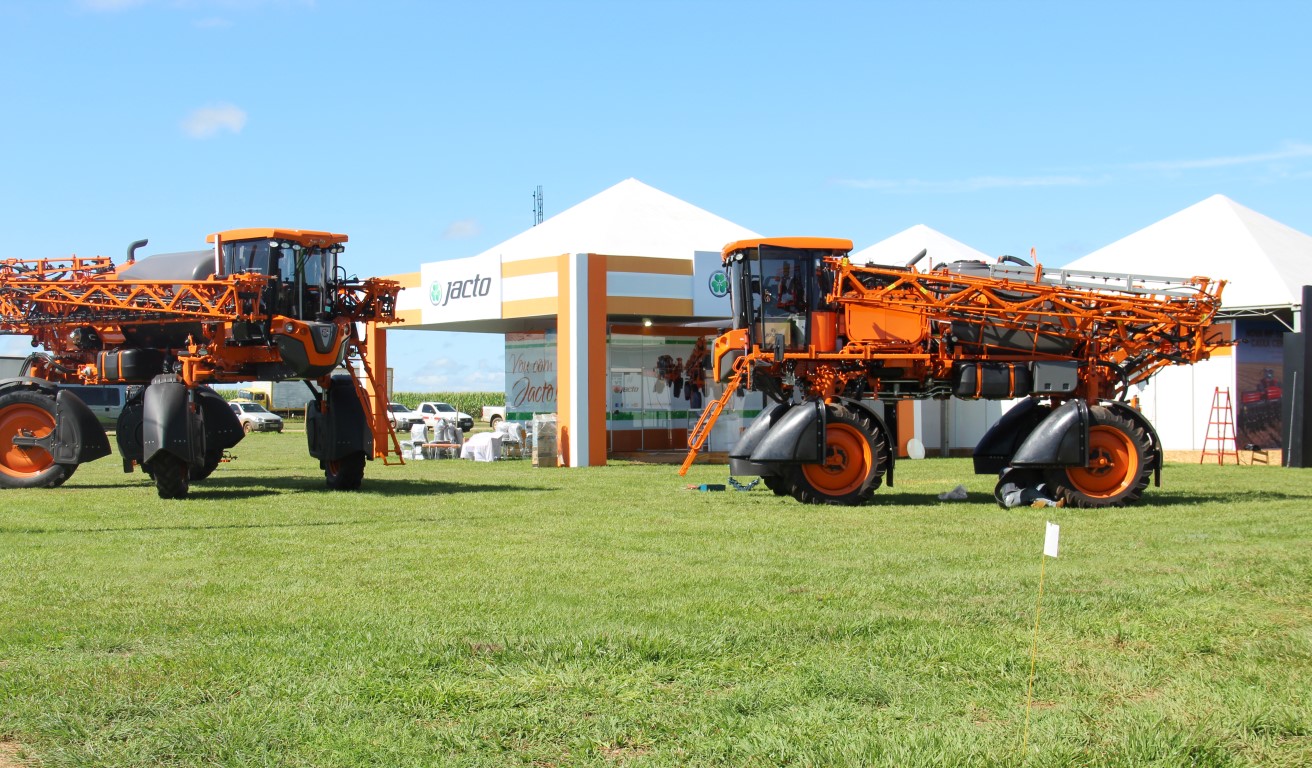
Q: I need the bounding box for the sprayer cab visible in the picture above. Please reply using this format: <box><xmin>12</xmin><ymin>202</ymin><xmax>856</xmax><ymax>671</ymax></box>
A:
<box><xmin>206</xmin><ymin>229</ymin><xmax>348</xmax><ymax>323</ymax></box>
<box><xmin>721</xmin><ymin>237</ymin><xmax>852</xmax><ymax>353</ymax></box>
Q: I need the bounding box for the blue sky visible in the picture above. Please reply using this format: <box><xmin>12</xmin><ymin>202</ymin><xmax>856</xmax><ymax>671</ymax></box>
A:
<box><xmin>2</xmin><ymin>0</ymin><xmax>1309</xmax><ymax>391</ymax></box>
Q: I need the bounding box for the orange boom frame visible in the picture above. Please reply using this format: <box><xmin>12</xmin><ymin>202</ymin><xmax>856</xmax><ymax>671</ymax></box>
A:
<box><xmin>683</xmin><ymin>239</ymin><xmax>1227</xmax><ymax>508</ymax></box>
<box><xmin>0</xmin><ymin>229</ymin><xmax>402</xmax><ymax>498</ymax></box>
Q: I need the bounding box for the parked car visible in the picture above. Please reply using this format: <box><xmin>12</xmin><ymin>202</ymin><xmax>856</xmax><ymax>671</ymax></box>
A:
<box><xmin>418</xmin><ymin>401</ymin><xmax>474</xmax><ymax>432</ymax></box>
<box><xmin>386</xmin><ymin>402</ymin><xmax>425</xmax><ymax>430</ymax></box>
<box><xmin>482</xmin><ymin>405</ymin><xmax>507</xmax><ymax>428</ymax></box>
<box><xmin>58</xmin><ymin>384</ymin><xmax>127</xmax><ymax>427</ymax></box>
<box><xmin>229</xmin><ymin>400</ymin><xmax>284</xmax><ymax>433</ymax></box>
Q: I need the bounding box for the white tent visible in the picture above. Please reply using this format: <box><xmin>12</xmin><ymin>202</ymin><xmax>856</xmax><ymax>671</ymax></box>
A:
<box><xmin>852</xmin><ymin>224</ymin><xmax>990</xmax><ymax>269</ymax></box>
<box><xmin>1064</xmin><ymin>195</ymin><xmax>1312</xmax><ymax>451</ymax></box>
<box><xmin>473</xmin><ymin>178</ymin><xmax>758</xmax><ymax>263</ymax></box>
<box><xmin>1064</xmin><ymin>194</ymin><xmax>1312</xmax><ymax>311</ymax></box>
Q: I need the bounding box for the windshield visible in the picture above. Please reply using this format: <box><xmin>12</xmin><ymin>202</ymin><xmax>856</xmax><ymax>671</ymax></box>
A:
<box><xmin>240</xmin><ymin>403</ymin><xmax>270</xmax><ymax>414</ymax></box>
<box><xmin>221</xmin><ymin>238</ymin><xmax>338</xmax><ymax>320</ymax></box>
<box><xmin>388</xmin><ymin>404</ymin><xmax>408</xmax><ymax>412</ymax></box>
<box><xmin>436</xmin><ymin>403</ymin><xmax>455</xmax><ymax>413</ymax></box>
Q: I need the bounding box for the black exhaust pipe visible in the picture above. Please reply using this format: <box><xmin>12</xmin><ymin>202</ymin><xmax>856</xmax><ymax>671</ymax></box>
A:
<box><xmin>126</xmin><ymin>238</ymin><xmax>148</xmax><ymax>264</ymax></box>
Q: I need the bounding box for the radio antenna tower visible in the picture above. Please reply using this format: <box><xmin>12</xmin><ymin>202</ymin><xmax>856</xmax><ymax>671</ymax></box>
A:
<box><xmin>532</xmin><ymin>185</ymin><xmax>544</xmax><ymax>226</ymax></box>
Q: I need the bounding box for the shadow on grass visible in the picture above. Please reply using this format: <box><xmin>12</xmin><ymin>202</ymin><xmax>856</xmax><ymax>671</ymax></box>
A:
<box><xmin>60</xmin><ymin>475</ymin><xmax>555</xmax><ymax>498</ymax></box>
<box><xmin>1141</xmin><ymin>489</ymin><xmax>1312</xmax><ymax>505</ymax></box>
<box><xmin>2</xmin><ymin>477</ymin><xmax>558</xmax><ymax>534</ymax></box>
<box><xmin>4</xmin><ymin>515</ymin><xmax>465</xmax><ymax>536</ymax></box>
<box><xmin>196</xmin><ymin>474</ymin><xmax>556</xmax><ymax>499</ymax></box>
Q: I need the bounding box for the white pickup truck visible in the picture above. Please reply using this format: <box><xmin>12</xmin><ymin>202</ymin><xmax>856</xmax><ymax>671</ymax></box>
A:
<box><xmin>418</xmin><ymin>401</ymin><xmax>474</xmax><ymax>432</ymax></box>
<box><xmin>482</xmin><ymin>405</ymin><xmax>506</xmax><ymax>428</ymax></box>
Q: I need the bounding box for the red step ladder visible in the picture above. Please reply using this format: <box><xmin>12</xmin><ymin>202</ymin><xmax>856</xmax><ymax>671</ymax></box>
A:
<box><xmin>1200</xmin><ymin>387</ymin><xmax>1239</xmax><ymax>465</ymax></box>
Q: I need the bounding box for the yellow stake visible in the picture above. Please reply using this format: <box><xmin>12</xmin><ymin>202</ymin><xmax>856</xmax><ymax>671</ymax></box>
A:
<box><xmin>1021</xmin><ymin>550</ymin><xmax>1047</xmax><ymax>760</ymax></box>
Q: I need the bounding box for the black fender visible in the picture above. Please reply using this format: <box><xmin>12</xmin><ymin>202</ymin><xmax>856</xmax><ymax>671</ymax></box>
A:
<box><xmin>1009</xmin><ymin>399</ymin><xmax>1089</xmax><ymax>468</ymax></box>
<box><xmin>749</xmin><ymin>400</ymin><xmax>825</xmax><ymax>463</ymax></box>
<box><xmin>116</xmin><ymin>386</ymin><xmax>145</xmax><ymax>471</ymax></box>
<box><xmin>0</xmin><ymin>377</ymin><xmax>111</xmax><ymax>466</ymax></box>
<box><xmin>195</xmin><ymin>386</ymin><xmax>244</xmax><ymax>453</ymax></box>
<box><xmin>141</xmin><ymin>374</ymin><xmax>204</xmax><ymax>469</ymax></box>
<box><xmin>729</xmin><ymin>402</ymin><xmax>791</xmax><ymax>459</ymax></box>
<box><xmin>306</xmin><ymin>376</ymin><xmax>372</xmax><ymax>462</ymax></box>
<box><xmin>972</xmin><ymin>397</ymin><xmax>1053</xmax><ymax>475</ymax></box>
<box><xmin>728</xmin><ymin>402</ymin><xmax>791</xmax><ymax>478</ymax></box>
<box><xmin>1104</xmin><ymin>399</ymin><xmax>1163</xmax><ymax>487</ymax></box>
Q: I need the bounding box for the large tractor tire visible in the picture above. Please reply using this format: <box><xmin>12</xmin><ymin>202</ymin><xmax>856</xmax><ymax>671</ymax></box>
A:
<box><xmin>0</xmin><ymin>390</ymin><xmax>76</xmax><ymax>489</ymax></box>
<box><xmin>324</xmin><ymin>451</ymin><xmax>366</xmax><ymax>491</ymax></box>
<box><xmin>762</xmin><ymin>474</ymin><xmax>792</xmax><ymax>497</ymax></box>
<box><xmin>785</xmin><ymin>404</ymin><xmax>889</xmax><ymax>506</ymax></box>
<box><xmin>190</xmin><ymin>449</ymin><xmax>225</xmax><ymax>482</ymax></box>
<box><xmin>151</xmin><ymin>453</ymin><xmax>191</xmax><ymax>499</ymax></box>
<box><xmin>1044</xmin><ymin>406</ymin><xmax>1152</xmax><ymax>508</ymax></box>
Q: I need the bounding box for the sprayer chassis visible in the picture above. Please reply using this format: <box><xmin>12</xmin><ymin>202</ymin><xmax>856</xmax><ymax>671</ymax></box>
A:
<box><xmin>682</xmin><ymin>239</ymin><xmax>1226</xmax><ymax>508</ymax></box>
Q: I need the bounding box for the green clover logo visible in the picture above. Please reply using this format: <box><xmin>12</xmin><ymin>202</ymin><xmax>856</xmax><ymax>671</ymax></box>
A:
<box><xmin>708</xmin><ymin>270</ymin><xmax>729</xmax><ymax>298</ymax></box>
<box><xmin>428</xmin><ymin>281</ymin><xmax>442</xmax><ymax>306</ymax></box>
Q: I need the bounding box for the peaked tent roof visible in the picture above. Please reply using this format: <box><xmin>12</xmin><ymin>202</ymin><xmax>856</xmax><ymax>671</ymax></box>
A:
<box><xmin>1064</xmin><ymin>195</ymin><xmax>1312</xmax><ymax>310</ymax></box>
<box><xmin>473</xmin><ymin>178</ymin><xmax>758</xmax><ymax>262</ymax></box>
<box><xmin>852</xmin><ymin>224</ymin><xmax>989</xmax><ymax>268</ymax></box>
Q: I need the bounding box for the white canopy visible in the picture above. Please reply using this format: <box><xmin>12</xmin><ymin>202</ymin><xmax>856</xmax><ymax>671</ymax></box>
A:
<box><xmin>474</xmin><ymin>178</ymin><xmax>758</xmax><ymax>263</ymax></box>
<box><xmin>1064</xmin><ymin>195</ymin><xmax>1312</xmax><ymax>310</ymax></box>
<box><xmin>852</xmin><ymin>224</ymin><xmax>990</xmax><ymax>269</ymax></box>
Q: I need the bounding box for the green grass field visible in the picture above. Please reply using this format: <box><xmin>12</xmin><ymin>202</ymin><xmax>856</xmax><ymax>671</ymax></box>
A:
<box><xmin>1</xmin><ymin>433</ymin><xmax>1309</xmax><ymax>767</ymax></box>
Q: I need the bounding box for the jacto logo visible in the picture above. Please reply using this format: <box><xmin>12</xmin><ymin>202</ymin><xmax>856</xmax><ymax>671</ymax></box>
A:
<box><xmin>708</xmin><ymin>270</ymin><xmax>729</xmax><ymax>298</ymax></box>
<box><xmin>428</xmin><ymin>274</ymin><xmax>492</xmax><ymax>307</ymax></box>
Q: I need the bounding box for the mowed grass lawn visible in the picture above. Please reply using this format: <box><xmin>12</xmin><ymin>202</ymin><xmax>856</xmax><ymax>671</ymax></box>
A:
<box><xmin>1</xmin><ymin>432</ymin><xmax>1309</xmax><ymax>767</ymax></box>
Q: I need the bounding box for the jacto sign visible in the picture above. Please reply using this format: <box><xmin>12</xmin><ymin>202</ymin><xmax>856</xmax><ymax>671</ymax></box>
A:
<box><xmin>419</xmin><ymin>253</ymin><xmax>501</xmax><ymax>323</ymax></box>
<box><xmin>428</xmin><ymin>273</ymin><xmax>492</xmax><ymax>307</ymax></box>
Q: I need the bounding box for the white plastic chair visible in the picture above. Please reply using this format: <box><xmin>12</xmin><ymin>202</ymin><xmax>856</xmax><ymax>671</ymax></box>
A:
<box><xmin>496</xmin><ymin>421</ymin><xmax>525</xmax><ymax>458</ymax></box>
<box><xmin>409</xmin><ymin>423</ymin><xmax>428</xmax><ymax>460</ymax></box>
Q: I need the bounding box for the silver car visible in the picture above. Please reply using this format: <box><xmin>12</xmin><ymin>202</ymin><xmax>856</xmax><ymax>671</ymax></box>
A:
<box><xmin>229</xmin><ymin>400</ymin><xmax>285</xmax><ymax>433</ymax></box>
<box><xmin>386</xmin><ymin>402</ymin><xmax>425</xmax><ymax>430</ymax></box>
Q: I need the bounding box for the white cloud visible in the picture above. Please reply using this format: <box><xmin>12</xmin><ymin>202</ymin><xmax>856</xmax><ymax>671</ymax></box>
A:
<box><xmin>834</xmin><ymin>175</ymin><xmax>1091</xmax><ymax>193</ymax></box>
<box><xmin>78</xmin><ymin>0</ymin><xmax>316</xmax><ymax>13</ymax></box>
<box><xmin>181</xmin><ymin>103</ymin><xmax>247</xmax><ymax>139</ymax></box>
<box><xmin>442</xmin><ymin>219</ymin><xmax>480</xmax><ymax>240</ymax></box>
<box><xmin>77</xmin><ymin>0</ymin><xmax>149</xmax><ymax>10</ymax></box>
<box><xmin>403</xmin><ymin>354</ymin><xmax>503</xmax><ymax>392</ymax></box>
<box><xmin>1132</xmin><ymin>142</ymin><xmax>1312</xmax><ymax>171</ymax></box>
<box><xmin>837</xmin><ymin>141</ymin><xmax>1312</xmax><ymax>195</ymax></box>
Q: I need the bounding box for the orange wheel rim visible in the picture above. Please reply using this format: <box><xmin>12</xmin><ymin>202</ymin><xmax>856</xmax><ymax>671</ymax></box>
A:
<box><xmin>1066</xmin><ymin>425</ymin><xmax>1138</xmax><ymax>497</ymax></box>
<box><xmin>801</xmin><ymin>423</ymin><xmax>872</xmax><ymax>497</ymax></box>
<box><xmin>0</xmin><ymin>403</ymin><xmax>55</xmax><ymax>478</ymax></box>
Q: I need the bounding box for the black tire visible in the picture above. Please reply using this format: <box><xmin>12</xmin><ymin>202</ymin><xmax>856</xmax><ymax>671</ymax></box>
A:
<box><xmin>1044</xmin><ymin>406</ymin><xmax>1151</xmax><ymax>508</ymax></box>
<box><xmin>151</xmin><ymin>453</ymin><xmax>190</xmax><ymax>499</ymax></box>
<box><xmin>762</xmin><ymin>473</ymin><xmax>792</xmax><ymax>496</ymax></box>
<box><xmin>242</xmin><ymin>422</ymin><xmax>253</xmax><ymax>434</ymax></box>
<box><xmin>325</xmin><ymin>451</ymin><xmax>366</xmax><ymax>491</ymax></box>
<box><xmin>784</xmin><ymin>404</ymin><xmax>889</xmax><ymax>506</ymax></box>
<box><xmin>489</xmin><ymin>414</ymin><xmax>503</xmax><ymax>429</ymax></box>
<box><xmin>190</xmin><ymin>449</ymin><xmax>224</xmax><ymax>482</ymax></box>
<box><xmin>0</xmin><ymin>389</ymin><xmax>76</xmax><ymax>489</ymax></box>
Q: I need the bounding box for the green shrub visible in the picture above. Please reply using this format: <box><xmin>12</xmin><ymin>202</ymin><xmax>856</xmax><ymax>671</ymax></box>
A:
<box><xmin>390</xmin><ymin>391</ymin><xmax>503</xmax><ymax>416</ymax></box>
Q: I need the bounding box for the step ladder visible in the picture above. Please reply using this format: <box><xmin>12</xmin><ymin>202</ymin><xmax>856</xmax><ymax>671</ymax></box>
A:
<box><xmin>679</xmin><ymin>369</ymin><xmax>743</xmax><ymax>476</ymax></box>
<box><xmin>1200</xmin><ymin>387</ymin><xmax>1238</xmax><ymax>465</ymax></box>
<box><xmin>343</xmin><ymin>344</ymin><xmax>405</xmax><ymax>465</ymax></box>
